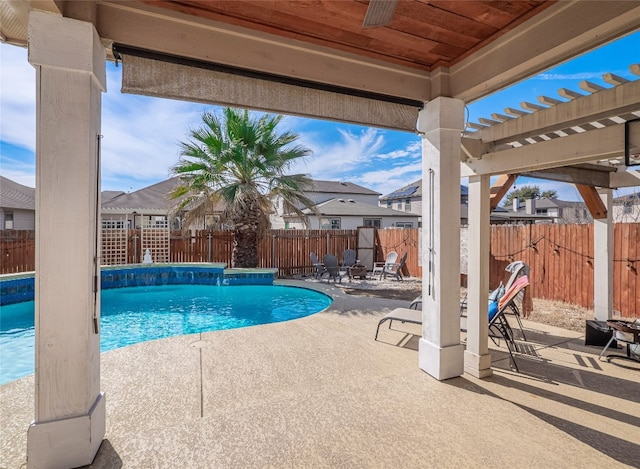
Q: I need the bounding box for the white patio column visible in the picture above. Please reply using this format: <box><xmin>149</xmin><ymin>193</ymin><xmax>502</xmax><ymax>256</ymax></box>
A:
<box><xmin>27</xmin><ymin>11</ymin><xmax>106</xmax><ymax>468</ymax></box>
<box><xmin>464</xmin><ymin>175</ymin><xmax>493</xmax><ymax>378</ymax></box>
<box><xmin>593</xmin><ymin>188</ymin><xmax>613</xmax><ymax>321</ymax></box>
<box><xmin>417</xmin><ymin>97</ymin><xmax>465</xmax><ymax>380</ymax></box>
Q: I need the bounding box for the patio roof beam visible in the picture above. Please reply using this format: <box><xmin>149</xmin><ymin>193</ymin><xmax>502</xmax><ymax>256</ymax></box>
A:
<box><xmin>95</xmin><ymin>1</ymin><xmax>431</xmax><ymax>104</ymax></box>
<box><xmin>470</xmin><ymin>78</ymin><xmax>640</xmax><ymax>146</ymax></box>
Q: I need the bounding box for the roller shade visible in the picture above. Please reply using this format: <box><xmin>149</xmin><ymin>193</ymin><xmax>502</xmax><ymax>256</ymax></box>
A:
<box><xmin>117</xmin><ymin>46</ymin><xmax>422</xmax><ymax>132</ymax></box>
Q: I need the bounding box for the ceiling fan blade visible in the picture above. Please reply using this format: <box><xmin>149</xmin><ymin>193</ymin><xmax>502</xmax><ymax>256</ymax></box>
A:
<box><xmin>362</xmin><ymin>0</ymin><xmax>398</xmax><ymax>28</ymax></box>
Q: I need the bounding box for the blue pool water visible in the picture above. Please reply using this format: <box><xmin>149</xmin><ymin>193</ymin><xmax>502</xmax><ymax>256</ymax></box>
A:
<box><xmin>0</xmin><ymin>284</ymin><xmax>332</xmax><ymax>385</ymax></box>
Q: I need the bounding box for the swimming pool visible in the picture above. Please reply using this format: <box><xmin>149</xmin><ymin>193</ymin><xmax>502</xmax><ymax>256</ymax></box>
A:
<box><xmin>0</xmin><ymin>284</ymin><xmax>332</xmax><ymax>385</ymax></box>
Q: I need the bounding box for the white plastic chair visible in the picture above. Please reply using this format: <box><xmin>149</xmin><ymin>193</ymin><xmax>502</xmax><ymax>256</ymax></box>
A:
<box><xmin>372</xmin><ymin>251</ymin><xmax>398</xmax><ymax>279</ymax></box>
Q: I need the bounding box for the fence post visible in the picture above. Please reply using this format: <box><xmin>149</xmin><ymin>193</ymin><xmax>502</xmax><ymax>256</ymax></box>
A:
<box><xmin>132</xmin><ymin>232</ymin><xmax>138</xmax><ymax>264</ymax></box>
<box><xmin>207</xmin><ymin>232</ymin><xmax>212</xmax><ymax>263</ymax></box>
<box><xmin>271</xmin><ymin>234</ymin><xmax>276</xmax><ymax>268</ymax></box>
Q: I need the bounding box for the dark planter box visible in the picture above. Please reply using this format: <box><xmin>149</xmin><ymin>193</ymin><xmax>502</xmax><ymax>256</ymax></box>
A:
<box><xmin>585</xmin><ymin>320</ymin><xmax>617</xmax><ymax>347</ymax></box>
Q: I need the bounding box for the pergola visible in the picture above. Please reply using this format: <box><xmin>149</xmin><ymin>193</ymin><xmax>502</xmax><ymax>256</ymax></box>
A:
<box><xmin>1</xmin><ymin>1</ymin><xmax>639</xmax><ymax>466</ymax></box>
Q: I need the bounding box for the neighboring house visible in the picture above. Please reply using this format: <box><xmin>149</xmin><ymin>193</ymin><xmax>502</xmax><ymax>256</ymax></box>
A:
<box><xmin>0</xmin><ymin>176</ymin><xmax>35</xmax><ymax>230</ymax></box>
<box><xmin>461</xmin><ymin>205</ymin><xmax>551</xmax><ymax>225</ymax></box>
<box><xmin>102</xmin><ymin>190</ymin><xmax>125</xmax><ymax>204</ymax></box>
<box><xmin>380</xmin><ymin>179</ymin><xmax>469</xmax><ymax>226</ymax></box>
<box><xmin>505</xmin><ymin>198</ymin><xmax>592</xmax><ymax>224</ymax></box>
<box><xmin>272</xmin><ymin>179</ymin><xmax>381</xmax><ymax>229</ymax></box>
<box><xmin>101</xmin><ymin>177</ymin><xmax>183</xmax><ymax>229</ymax></box>
<box><xmin>613</xmin><ymin>192</ymin><xmax>640</xmax><ymax>223</ymax></box>
<box><xmin>284</xmin><ymin>198</ymin><xmax>420</xmax><ymax>229</ymax></box>
<box><xmin>101</xmin><ymin>177</ymin><xmax>228</xmax><ymax>230</ymax></box>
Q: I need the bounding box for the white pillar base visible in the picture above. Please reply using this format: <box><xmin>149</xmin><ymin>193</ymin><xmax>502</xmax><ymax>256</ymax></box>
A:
<box><xmin>464</xmin><ymin>350</ymin><xmax>493</xmax><ymax>379</ymax></box>
<box><xmin>27</xmin><ymin>392</ymin><xmax>105</xmax><ymax>469</ymax></box>
<box><xmin>419</xmin><ymin>338</ymin><xmax>464</xmax><ymax>380</ymax></box>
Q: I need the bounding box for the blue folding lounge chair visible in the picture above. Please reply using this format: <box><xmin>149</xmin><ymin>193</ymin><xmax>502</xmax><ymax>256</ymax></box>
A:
<box><xmin>488</xmin><ymin>275</ymin><xmax>530</xmax><ymax>372</ymax></box>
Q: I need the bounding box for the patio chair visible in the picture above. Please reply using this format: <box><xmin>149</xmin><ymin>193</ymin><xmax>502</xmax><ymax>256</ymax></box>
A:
<box><xmin>488</xmin><ymin>274</ymin><xmax>530</xmax><ymax>372</ymax></box>
<box><xmin>380</xmin><ymin>252</ymin><xmax>407</xmax><ymax>281</ymax></box>
<box><xmin>459</xmin><ymin>260</ymin><xmax>529</xmax><ymax>340</ymax></box>
<box><xmin>310</xmin><ymin>252</ymin><xmax>326</xmax><ymax>278</ymax></box>
<box><xmin>341</xmin><ymin>249</ymin><xmax>357</xmax><ymax>269</ymax></box>
<box><xmin>322</xmin><ymin>254</ymin><xmax>347</xmax><ymax>283</ymax></box>
<box><xmin>372</xmin><ymin>251</ymin><xmax>398</xmax><ymax>278</ymax></box>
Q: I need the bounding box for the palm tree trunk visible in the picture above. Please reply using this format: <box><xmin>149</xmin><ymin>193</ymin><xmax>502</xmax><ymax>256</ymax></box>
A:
<box><xmin>231</xmin><ymin>193</ymin><xmax>262</xmax><ymax>268</ymax></box>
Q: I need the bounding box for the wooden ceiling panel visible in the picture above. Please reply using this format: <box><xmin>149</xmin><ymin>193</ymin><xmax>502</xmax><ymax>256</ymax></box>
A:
<box><xmin>142</xmin><ymin>0</ymin><xmax>555</xmax><ymax>71</ymax></box>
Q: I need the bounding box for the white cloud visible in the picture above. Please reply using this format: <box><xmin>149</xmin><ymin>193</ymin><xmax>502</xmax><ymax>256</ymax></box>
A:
<box><xmin>534</xmin><ymin>70</ymin><xmax>630</xmax><ymax>81</ymax></box>
<box><xmin>0</xmin><ymin>44</ymin><xmax>35</xmax><ymax>152</ymax></box>
<box><xmin>291</xmin><ymin>127</ymin><xmax>386</xmax><ymax>178</ymax></box>
<box><xmin>357</xmin><ymin>162</ymin><xmax>422</xmax><ymax>196</ymax></box>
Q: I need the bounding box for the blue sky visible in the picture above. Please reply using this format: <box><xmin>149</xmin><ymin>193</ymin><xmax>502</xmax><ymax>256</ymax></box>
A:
<box><xmin>1</xmin><ymin>30</ymin><xmax>639</xmax><ymax>200</ymax></box>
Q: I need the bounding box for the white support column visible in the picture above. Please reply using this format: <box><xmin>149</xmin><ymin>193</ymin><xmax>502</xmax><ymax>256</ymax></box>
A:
<box><xmin>417</xmin><ymin>97</ymin><xmax>465</xmax><ymax>380</ymax></box>
<box><xmin>594</xmin><ymin>188</ymin><xmax>613</xmax><ymax>321</ymax></box>
<box><xmin>27</xmin><ymin>11</ymin><xmax>106</xmax><ymax>468</ymax></box>
<box><xmin>464</xmin><ymin>175</ymin><xmax>493</xmax><ymax>378</ymax></box>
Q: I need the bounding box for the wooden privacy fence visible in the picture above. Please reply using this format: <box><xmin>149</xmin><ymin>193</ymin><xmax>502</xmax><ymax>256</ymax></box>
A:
<box><xmin>2</xmin><ymin>225</ymin><xmax>638</xmax><ymax>317</ymax></box>
<box><xmin>489</xmin><ymin>223</ymin><xmax>639</xmax><ymax>318</ymax></box>
<box><xmin>168</xmin><ymin>229</ymin><xmax>358</xmax><ymax>276</ymax></box>
<box><xmin>376</xmin><ymin>228</ymin><xmax>422</xmax><ymax>279</ymax></box>
<box><xmin>0</xmin><ymin>230</ymin><xmax>35</xmax><ymax>273</ymax></box>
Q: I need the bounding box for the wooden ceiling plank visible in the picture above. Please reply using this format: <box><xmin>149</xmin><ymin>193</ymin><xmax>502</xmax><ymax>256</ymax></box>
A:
<box><xmin>575</xmin><ymin>184</ymin><xmax>608</xmax><ymax>219</ymax></box>
<box><xmin>428</xmin><ymin>0</ymin><xmax>530</xmax><ymax>29</ymax></box>
<box><xmin>394</xmin><ymin>1</ymin><xmax>499</xmax><ymax>40</ymax></box>
<box><xmin>389</xmin><ymin>14</ymin><xmax>487</xmax><ymax>50</ymax></box>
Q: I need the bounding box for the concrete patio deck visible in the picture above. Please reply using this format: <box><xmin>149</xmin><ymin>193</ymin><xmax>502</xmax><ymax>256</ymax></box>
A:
<box><xmin>1</xmin><ymin>280</ymin><xmax>638</xmax><ymax>468</ymax></box>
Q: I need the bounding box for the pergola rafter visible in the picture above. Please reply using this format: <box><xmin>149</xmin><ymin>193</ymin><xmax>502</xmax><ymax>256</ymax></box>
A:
<box><xmin>462</xmin><ymin>64</ymin><xmax>640</xmax><ymax>190</ymax></box>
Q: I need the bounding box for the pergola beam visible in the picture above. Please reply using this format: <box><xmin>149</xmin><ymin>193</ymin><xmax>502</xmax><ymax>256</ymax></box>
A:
<box><xmin>576</xmin><ymin>184</ymin><xmax>608</xmax><ymax>219</ymax></box>
<box><xmin>470</xmin><ymin>78</ymin><xmax>640</xmax><ymax>146</ymax></box>
<box><xmin>489</xmin><ymin>174</ymin><xmax>517</xmax><ymax>210</ymax></box>
<box><xmin>462</xmin><ymin>124</ymin><xmax>633</xmax><ymax>177</ymax></box>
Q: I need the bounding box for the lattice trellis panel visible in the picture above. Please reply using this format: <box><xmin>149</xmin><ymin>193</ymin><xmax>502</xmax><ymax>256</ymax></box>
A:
<box><xmin>141</xmin><ymin>216</ymin><xmax>170</xmax><ymax>263</ymax></box>
<box><xmin>101</xmin><ymin>217</ymin><xmax>128</xmax><ymax>265</ymax></box>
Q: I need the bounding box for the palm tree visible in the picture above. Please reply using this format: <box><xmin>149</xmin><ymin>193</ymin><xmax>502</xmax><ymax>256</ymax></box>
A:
<box><xmin>170</xmin><ymin>107</ymin><xmax>316</xmax><ymax>268</ymax></box>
